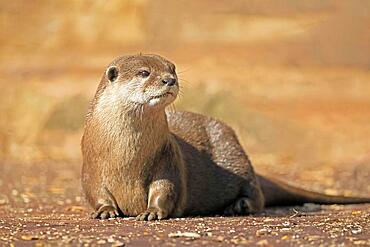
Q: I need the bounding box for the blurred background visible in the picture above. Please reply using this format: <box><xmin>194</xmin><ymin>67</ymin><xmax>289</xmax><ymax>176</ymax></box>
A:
<box><xmin>1</xmin><ymin>0</ymin><xmax>369</xmax><ymax>195</ymax></box>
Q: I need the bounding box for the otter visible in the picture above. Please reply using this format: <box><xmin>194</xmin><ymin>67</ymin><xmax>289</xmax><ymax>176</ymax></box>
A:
<box><xmin>81</xmin><ymin>54</ymin><xmax>370</xmax><ymax>220</ymax></box>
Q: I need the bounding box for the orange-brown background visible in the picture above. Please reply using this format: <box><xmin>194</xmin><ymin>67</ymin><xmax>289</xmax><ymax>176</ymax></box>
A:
<box><xmin>1</xmin><ymin>0</ymin><xmax>369</xmax><ymax>194</ymax></box>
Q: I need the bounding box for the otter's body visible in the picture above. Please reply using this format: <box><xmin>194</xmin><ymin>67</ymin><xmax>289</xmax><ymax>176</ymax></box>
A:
<box><xmin>81</xmin><ymin>54</ymin><xmax>369</xmax><ymax>220</ymax></box>
<box><xmin>168</xmin><ymin>111</ymin><xmax>264</xmax><ymax>216</ymax></box>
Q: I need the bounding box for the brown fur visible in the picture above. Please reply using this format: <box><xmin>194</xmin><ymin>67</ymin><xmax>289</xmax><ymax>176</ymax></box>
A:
<box><xmin>81</xmin><ymin>54</ymin><xmax>370</xmax><ymax>220</ymax></box>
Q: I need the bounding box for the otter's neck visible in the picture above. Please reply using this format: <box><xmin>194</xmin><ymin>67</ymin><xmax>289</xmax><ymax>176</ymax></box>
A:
<box><xmin>120</xmin><ymin>108</ymin><xmax>170</xmax><ymax>158</ymax></box>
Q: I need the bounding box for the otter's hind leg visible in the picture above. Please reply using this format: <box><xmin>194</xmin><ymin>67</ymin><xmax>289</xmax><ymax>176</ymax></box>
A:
<box><xmin>224</xmin><ymin>179</ymin><xmax>265</xmax><ymax>216</ymax></box>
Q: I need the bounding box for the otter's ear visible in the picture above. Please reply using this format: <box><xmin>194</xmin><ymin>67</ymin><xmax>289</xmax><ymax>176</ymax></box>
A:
<box><xmin>106</xmin><ymin>66</ymin><xmax>119</xmax><ymax>82</ymax></box>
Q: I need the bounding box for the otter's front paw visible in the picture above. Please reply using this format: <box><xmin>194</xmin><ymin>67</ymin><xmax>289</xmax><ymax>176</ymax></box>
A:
<box><xmin>91</xmin><ymin>204</ymin><xmax>119</xmax><ymax>219</ymax></box>
<box><xmin>136</xmin><ymin>208</ymin><xmax>167</xmax><ymax>221</ymax></box>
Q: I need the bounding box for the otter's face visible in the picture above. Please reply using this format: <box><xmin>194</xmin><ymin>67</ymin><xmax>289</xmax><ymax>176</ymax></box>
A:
<box><xmin>104</xmin><ymin>55</ymin><xmax>179</xmax><ymax>109</ymax></box>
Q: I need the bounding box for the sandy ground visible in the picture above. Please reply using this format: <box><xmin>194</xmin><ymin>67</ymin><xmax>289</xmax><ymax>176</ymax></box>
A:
<box><xmin>0</xmin><ymin>161</ymin><xmax>369</xmax><ymax>246</ymax></box>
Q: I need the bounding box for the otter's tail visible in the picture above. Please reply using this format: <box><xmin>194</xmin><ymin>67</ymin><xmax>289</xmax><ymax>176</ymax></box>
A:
<box><xmin>257</xmin><ymin>175</ymin><xmax>370</xmax><ymax>207</ymax></box>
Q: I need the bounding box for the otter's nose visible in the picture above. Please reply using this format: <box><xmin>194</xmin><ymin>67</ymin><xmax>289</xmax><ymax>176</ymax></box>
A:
<box><xmin>162</xmin><ymin>78</ymin><xmax>176</xmax><ymax>86</ymax></box>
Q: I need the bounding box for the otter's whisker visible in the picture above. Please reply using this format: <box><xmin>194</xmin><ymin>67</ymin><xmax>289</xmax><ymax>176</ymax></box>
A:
<box><xmin>177</xmin><ymin>68</ymin><xmax>191</xmax><ymax>74</ymax></box>
<box><xmin>179</xmin><ymin>78</ymin><xmax>191</xmax><ymax>85</ymax></box>
<box><xmin>167</xmin><ymin>103</ymin><xmax>176</xmax><ymax>113</ymax></box>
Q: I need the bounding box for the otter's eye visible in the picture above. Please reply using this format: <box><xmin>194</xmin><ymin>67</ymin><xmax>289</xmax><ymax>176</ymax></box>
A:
<box><xmin>138</xmin><ymin>70</ymin><xmax>150</xmax><ymax>78</ymax></box>
<box><xmin>107</xmin><ymin>66</ymin><xmax>119</xmax><ymax>82</ymax></box>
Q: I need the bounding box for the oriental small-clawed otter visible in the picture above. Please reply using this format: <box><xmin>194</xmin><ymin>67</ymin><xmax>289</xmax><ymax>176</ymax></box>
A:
<box><xmin>81</xmin><ymin>54</ymin><xmax>370</xmax><ymax>220</ymax></box>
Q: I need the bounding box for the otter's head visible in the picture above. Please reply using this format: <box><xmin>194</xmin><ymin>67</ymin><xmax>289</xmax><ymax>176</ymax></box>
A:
<box><xmin>99</xmin><ymin>54</ymin><xmax>178</xmax><ymax>111</ymax></box>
